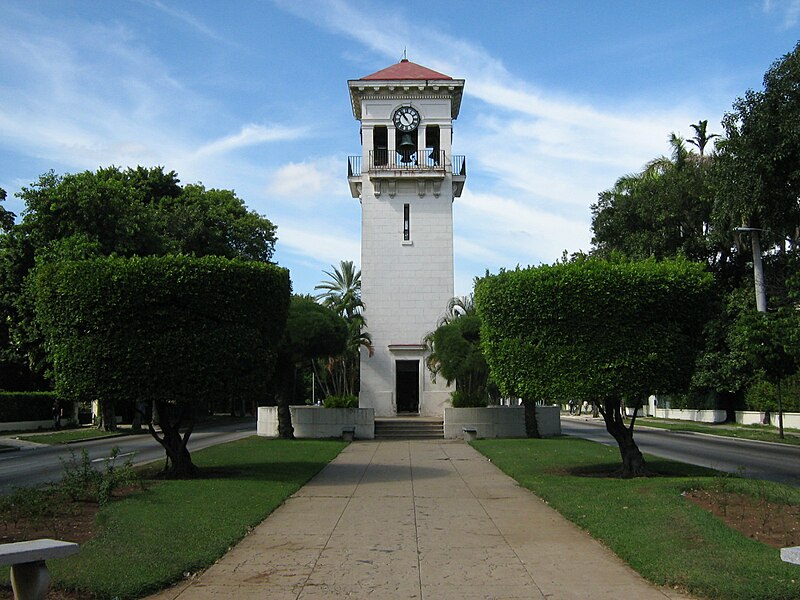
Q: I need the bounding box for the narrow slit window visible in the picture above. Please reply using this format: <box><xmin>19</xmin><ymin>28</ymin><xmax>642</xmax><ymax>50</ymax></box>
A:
<box><xmin>403</xmin><ymin>204</ymin><xmax>410</xmax><ymax>241</ymax></box>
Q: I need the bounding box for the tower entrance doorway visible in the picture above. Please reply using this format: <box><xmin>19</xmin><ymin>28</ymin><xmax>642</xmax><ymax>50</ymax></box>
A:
<box><xmin>395</xmin><ymin>360</ymin><xmax>419</xmax><ymax>413</ymax></box>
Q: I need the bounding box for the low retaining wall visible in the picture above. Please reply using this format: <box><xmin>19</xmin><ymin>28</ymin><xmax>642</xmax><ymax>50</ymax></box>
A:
<box><xmin>444</xmin><ymin>406</ymin><xmax>561</xmax><ymax>439</ymax></box>
<box><xmin>257</xmin><ymin>406</ymin><xmax>375</xmax><ymax>439</ymax></box>
<box><xmin>652</xmin><ymin>408</ymin><xmax>726</xmax><ymax>423</ymax></box>
<box><xmin>0</xmin><ymin>419</ymin><xmax>54</xmax><ymax>432</ymax></box>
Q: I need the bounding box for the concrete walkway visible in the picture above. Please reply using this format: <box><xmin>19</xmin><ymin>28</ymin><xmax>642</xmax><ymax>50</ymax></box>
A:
<box><xmin>149</xmin><ymin>440</ymin><xmax>693</xmax><ymax>599</ymax></box>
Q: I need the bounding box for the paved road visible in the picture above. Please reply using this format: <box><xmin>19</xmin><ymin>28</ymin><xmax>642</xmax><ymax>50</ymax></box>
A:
<box><xmin>562</xmin><ymin>416</ymin><xmax>800</xmax><ymax>485</ymax></box>
<box><xmin>0</xmin><ymin>419</ymin><xmax>257</xmax><ymax>493</ymax></box>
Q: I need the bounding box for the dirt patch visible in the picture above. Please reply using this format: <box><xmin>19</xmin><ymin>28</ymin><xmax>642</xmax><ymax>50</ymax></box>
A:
<box><xmin>684</xmin><ymin>488</ymin><xmax>800</xmax><ymax>548</ymax></box>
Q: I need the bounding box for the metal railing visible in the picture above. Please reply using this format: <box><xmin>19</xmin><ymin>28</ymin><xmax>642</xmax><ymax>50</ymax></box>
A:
<box><xmin>348</xmin><ymin>155</ymin><xmax>361</xmax><ymax>177</ymax></box>
<box><xmin>347</xmin><ymin>152</ymin><xmax>466</xmax><ymax>177</ymax></box>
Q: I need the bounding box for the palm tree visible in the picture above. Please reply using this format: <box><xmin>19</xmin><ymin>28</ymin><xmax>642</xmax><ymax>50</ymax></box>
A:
<box><xmin>315</xmin><ymin>260</ymin><xmax>363</xmax><ymax>319</ymax></box>
<box><xmin>314</xmin><ymin>261</ymin><xmax>373</xmax><ymax>397</ymax></box>
<box><xmin>687</xmin><ymin>119</ymin><xmax>720</xmax><ymax>157</ymax></box>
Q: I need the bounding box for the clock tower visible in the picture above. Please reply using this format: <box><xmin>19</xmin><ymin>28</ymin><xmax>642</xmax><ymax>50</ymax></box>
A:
<box><xmin>347</xmin><ymin>60</ymin><xmax>466</xmax><ymax>417</ymax></box>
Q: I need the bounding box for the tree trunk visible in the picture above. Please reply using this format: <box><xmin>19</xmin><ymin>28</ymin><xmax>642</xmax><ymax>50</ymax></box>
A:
<box><xmin>599</xmin><ymin>397</ymin><xmax>646</xmax><ymax>478</ymax></box>
<box><xmin>522</xmin><ymin>399</ymin><xmax>540</xmax><ymax>438</ymax></box>
<box><xmin>148</xmin><ymin>400</ymin><xmax>197</xmax><ymax>478</ymax></box>
<box><xmin>100</xmin><ymin>402</ymin><xmax>117</xmax><ymax>431</ymax></box>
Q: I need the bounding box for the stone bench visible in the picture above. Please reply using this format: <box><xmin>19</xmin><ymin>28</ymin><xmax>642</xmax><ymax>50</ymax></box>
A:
<box><xmin>0</xmin><ymin>538</ymin><xmax>79</xmax><ymax>600</ymax></box>
<box><xmin>342</xmin><ymin>426</ymin><xmax>355</xmax><ymax>441</ymax></box>
<box><xmin>781</xmin><ymin>546</ymin><xmax>800</xmax><ymax>565</ymax></box>
<box><xmin>463</xmin><ymin>427</ymin><xmax>478</xmax><ymax>442</ymax></box>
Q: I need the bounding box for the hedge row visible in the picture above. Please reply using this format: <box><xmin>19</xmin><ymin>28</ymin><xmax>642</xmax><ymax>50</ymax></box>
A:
<box><xmin>0</xmin><ymin>392</ymin><xmax>63</xmax><ymax>422</ymax></box>
<box><xmin>475</xmin><ymin>259</ymin><xmax>713</xmax><ymax>403</ymax></box>
<box><xmin>34</xmin><ymin>254</ymin><xmax>291</xmax><ymax>411</ymax></box>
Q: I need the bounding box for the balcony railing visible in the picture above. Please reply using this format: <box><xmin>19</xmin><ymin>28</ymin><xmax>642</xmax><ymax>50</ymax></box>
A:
<box><xmin>347</xmin><ymin>152</ymin><xmax>466</xmax><ymax>177</ymax></box>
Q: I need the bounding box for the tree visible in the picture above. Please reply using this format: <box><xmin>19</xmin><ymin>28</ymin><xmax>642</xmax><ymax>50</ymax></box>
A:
<box><xmin>475</xmin><ymin>259</ymin><xmax>713</xmax><ymax>477</ymax></box>
<box><xmin>730</xmin><ymin>308</ymin><xmax>800</xmax><ymax>436</ymax></box>
<box><xmin>712</xmin><ymin>42</ymin><xmax>800</xmax><ymax>252</ymax></box>
<box><xmin>591</xmin><ymin>129</ymin><xmax>720</xmax><ymax>268</ymax></box>
<box><xmin>314</xmin><ymin>261</ymin><xmax>373</xmax><ymax>398</ymax></box>
<box><xmin>273</xmin><ymin>296</ymin><xmax>349</xmax><ymax>438</ymax></box>
<box><xmin>0</xmin><ymin>166</ymin><xmax>278</xmax><ymax>394</ymax></box>
<box><xmin>35</xmin><ymin>255</ymin><xmax>290</xmax><ymax>476</ymax></box>
<box><xmin>426</xmin><ymin>313</ymin><xmax>490</xmax><ymax>407</ymax></box>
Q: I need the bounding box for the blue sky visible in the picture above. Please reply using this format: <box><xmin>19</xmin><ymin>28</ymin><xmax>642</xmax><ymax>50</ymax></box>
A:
<box><xmin>1</xmin><ymin>1</ymin><xmax>799</xmax><ymax>296</ymax></box>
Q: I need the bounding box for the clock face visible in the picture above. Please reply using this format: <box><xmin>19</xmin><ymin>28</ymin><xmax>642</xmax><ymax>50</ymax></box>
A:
<box><xmin>393</xmin><ymin>106</ymin><xmax>420</xmax><ymax>132</ymax></box>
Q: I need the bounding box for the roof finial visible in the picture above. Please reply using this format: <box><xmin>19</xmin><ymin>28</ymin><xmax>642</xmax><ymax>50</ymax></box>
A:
<box><xmin>401</xmin><ymin>47</ymin><xmax>408</xmax><ymax>62</ymax></box>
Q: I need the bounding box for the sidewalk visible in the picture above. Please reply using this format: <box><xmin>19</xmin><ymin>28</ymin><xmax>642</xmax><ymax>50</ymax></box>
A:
<box><xmin>149</xmin><ymin>440</ymin><xmax>694</xmax><ymax>600</ymax></box>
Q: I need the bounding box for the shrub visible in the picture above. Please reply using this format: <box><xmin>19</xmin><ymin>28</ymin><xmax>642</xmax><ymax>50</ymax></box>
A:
<box><xmin>60</xmin><ymin>447</ymin><xmax>139</xmax><ymax>506</ymax></box>
<box><xmin>323</xmin><ymin>394</ymin><xmax>358</xmax><ymax>408</ymax></box>
<box><xmin>745</xmin><ymin>380</ymin><xmax>779</xmax><ymax>412</ymax></box>
<box><xmin>0</xmin><ymin>391</ymin><xmax>68</xmax><ymax>422</ymax></box>
<box><xmin>450</xmin><ymin>389</ymin><xmax>488</xmax><ymax>407</ymax></box>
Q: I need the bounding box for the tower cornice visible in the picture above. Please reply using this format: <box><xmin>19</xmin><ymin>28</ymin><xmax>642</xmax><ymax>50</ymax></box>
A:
<box><xmin>348</xmin><ymin>79</ymin><xmax>465</xmax><ymax>120</ymax></box>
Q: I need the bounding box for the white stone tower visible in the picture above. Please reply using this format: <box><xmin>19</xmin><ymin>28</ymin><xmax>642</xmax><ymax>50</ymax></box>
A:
<box><xmin>347</xmin><ymin>60</ymin><xmax>466</xmax><ymax>417</ymax></box>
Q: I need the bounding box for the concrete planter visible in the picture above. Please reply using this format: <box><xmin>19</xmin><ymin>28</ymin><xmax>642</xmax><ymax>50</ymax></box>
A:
<box><xmin>257</xmin><ymin>406</ymin><xmax>374</xmax><ymax>439</ymax></box>
<box><xmin>652</xmin><ymin>408</ymin><xmax>726</xmax><ymax>423</ymax></box>
<box><xmin>444</xmin><ymin>405</ymin><xmax>561</xmax><ymax>439</ymax></box>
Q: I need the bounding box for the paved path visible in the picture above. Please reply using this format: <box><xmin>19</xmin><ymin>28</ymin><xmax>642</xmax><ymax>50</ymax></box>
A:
<box><xmin>149</xmin><ymin>440</ymin><xmax>693</xmax><ymax>599</ymax></box>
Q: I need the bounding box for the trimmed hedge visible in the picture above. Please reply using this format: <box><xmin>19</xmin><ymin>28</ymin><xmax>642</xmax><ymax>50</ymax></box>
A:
<box><xmin>474</xmin><ymin>259</ymin><xmax>714</xmax><ymax>403</ymax></box>
<box><xmin>34</xmin><ymin>255</ymin><xmax>291</xmax><ymax>413</ymax></box>
<box><xmin>0</xmin><ymin>391</ymin><xmax>61</xmax><ymax>422</ymax></box>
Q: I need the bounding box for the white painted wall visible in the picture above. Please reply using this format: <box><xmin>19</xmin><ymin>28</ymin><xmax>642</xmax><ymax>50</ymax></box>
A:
<box><xmin>257</xmin><ymin>406</ymin><xmax>375</xmax><ymax>439</ymax></box>
<box><xmin>355</xmin><ymin>93</ymin><xmax>459</xmax><ymax>416</ymax></box>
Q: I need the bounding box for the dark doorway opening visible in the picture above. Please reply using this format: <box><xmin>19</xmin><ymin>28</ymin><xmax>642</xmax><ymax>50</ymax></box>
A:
<box><xmin>396</xmin><ymin>360</ymin><xmax>419</xmax><ymax>413</ymax></box>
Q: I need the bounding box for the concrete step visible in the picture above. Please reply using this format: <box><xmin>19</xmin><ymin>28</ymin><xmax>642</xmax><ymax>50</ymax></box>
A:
<box><xmin>374</xmin><ymin>419</ymin><xmax>444</xmax><ymax>439</ymax></box>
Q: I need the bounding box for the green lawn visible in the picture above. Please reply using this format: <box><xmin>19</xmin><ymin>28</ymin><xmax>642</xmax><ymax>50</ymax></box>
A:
<box><xmin>636</xmin><ymin>419</ymin><xmax>800</xmax><ymax>446</ymax></box>
<box><xmin>15</xmin><ymin>428</ymin><xmax>133</xmax><ymax>445</ymax></box>
<box><xmin>473</xmin><ymin>438</ymin><xmax>800</xmax><ymax>600</ymax></box>
<box><xmin>1</xmin><ymin>437</ymin><xmax>346</xmax><ymax>599</ymax></box>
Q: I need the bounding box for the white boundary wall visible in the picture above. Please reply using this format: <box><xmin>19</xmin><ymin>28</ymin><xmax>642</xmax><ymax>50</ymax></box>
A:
<box><xmin>444</xmin><ymin>406</ymin><xmax>561</xmax><ymax>439</ymax></box>
<box><xmin>258</xmin><ymin>406</ymin><xmax>375</xmax><ymax>439</ymax></box>
<box><xmin>0</xmin><ymin>419</ymin><xmax>54</xmax><ymax>432</ymax></box>
<box><xmin>735</xmin><ymin>411</ymin><xmax>800</xmax><ymax>429</ymax></box>
<box><xmin>652</xmin><ymin>408</ymin><xmax>726</xmax><ymax>423</ymax></box>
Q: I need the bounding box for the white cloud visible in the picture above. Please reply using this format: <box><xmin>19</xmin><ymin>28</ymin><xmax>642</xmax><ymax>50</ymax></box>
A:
<box><xmin>266</xmin><ymin>157</ymin><xmax>343</xmax><ymax>200</ymax></box>
<box><xmin>763</xmin><ymin>0</ymin><xmax>800</xmax><ymax>28</ymax></box>
<box><xmin>277</xmin><ymin>221</ymin><xmax>360</xmax><ymax>268</ymax></box>
<box><xmin>193</xmin><ymin>124</ymin><xmax>308</xmax><ymax>159</ymax></box>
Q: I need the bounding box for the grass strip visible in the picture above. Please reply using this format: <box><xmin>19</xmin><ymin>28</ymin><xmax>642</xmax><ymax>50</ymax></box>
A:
<box><xmin>473</xmin><ymin>438</ymin><xmax>800</xmax><ymax>600</ymax></box>
<box><xmin>636</xmin><ymin>419</ymin><xmax>800</xmax><ymax>446</ymax></box>
<box><xmin>2</xmin><ymin>436</ymin><xmax>346</xmax><ymax>599</ymax></box>
<box><xmin>15</xmin><ymin>428</ymin><xmax>132</xmax><ymax>445</ymax></box>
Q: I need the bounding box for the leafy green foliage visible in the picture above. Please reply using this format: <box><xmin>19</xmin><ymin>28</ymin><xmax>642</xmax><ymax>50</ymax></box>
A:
<box><xmin>60</xmin><ymin>447</ymin><xmax>138</xmax><ymax>506</ymax></box>
<box><xmin>0</xmin><ymin>166</ymin><xmax>278</xmax><ymax>390</ymax></box>
<box><xmin>314</xmin><ymin>261</ymin><xmax>372</xmax><ymax>398</ymax></box>
<box><xmin>476</xmin><ymin>259</ymin><xmax>713</xmax><ymax>404</ymax></box>
<box><xmin>323</xmin><ymin>394</ymin><xmax>359</xmax><ymax>408</ymax></box>
<box><xmin>287</xmin><ymin>296</ymin><xmax>348</xmax><ymax>362</ymax></box>
<box><xmin>0</xmin><ymin>391</ymin><xmax>60</xmax><ymax>421</ymax></box>
<box><xmin>713</xmin><ymin>42</ymin><xmax>800</xmax><ymax>246</ymax></box>
<box><xmin>429</xmin><ymin>314</ymin><xmax>489</xmax><ymax>407</ymax></box>
<box><xmin>476</xmin><ymin>259</ymin><xmax>713</xmax><ymax>475</ymax></box>
<box><xmin>34</xmin><ymin>255</ymin><xmax>290</xmax><ymax>473</ymax></box>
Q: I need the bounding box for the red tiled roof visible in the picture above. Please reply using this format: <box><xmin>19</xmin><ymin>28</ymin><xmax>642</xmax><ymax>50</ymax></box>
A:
<box><xmin>361</xmin><ymin>59</ymin><xmax>452</xmax><ymax>81</ymax></box>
